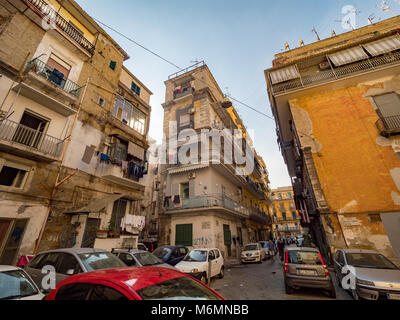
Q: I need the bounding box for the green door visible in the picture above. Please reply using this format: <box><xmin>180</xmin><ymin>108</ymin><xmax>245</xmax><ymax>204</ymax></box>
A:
<box><xmin>175</xmin><ymin>224</ymin><xmax>192</xmax><ymax>246</ymax></box>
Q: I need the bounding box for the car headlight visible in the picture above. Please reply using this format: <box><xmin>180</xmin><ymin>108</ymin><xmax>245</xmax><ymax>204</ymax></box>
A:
<box><xmin>192</xmin><ymin>268</ymin><xmax>199</xmax><ymax>273</ymax></box>
<box><xmin>356</xmin><ymin>278</ymin><xmax>375</xmax><ymax>286</ymax></box>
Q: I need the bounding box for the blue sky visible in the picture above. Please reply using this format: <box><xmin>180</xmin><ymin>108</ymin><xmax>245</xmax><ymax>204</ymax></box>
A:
<box><xmin>76</xmin><ymin>0</ymin><xmax>400</xmax><ymax>188</ymax></box>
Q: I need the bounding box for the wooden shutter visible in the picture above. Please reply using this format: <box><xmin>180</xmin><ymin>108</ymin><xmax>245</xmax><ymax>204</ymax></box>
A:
<box><xmin>47</xmin><ymin>54</ymin><xmax>71</xmax><ymax>79</ymax></box>
<box><xmin>189</xmin><ymin>179</ymin><xmax>195</xmax><ymax>198</ymax></box>
<box><xmin>175</xmin><ymin>224</ymin><xmax>192</xmax><ymax>246</ymax></box>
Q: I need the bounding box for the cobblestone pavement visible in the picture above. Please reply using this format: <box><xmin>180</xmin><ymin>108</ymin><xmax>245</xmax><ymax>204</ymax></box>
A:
<box><xmin>209</xmin><ymin>257</ymin><xmax>352</xmax><ymax>300</ymax></box>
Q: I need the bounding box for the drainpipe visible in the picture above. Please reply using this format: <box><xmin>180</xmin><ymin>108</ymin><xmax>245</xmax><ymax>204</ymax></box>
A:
<box><xmin>335</xmin><ymin>212</ymin><xmax>349</xmax><ymax>249</ymax></box>
<box><xmin>33</xmin><ymin>78</ymin><xmax>90</xmax><ymax>254</ymax></box>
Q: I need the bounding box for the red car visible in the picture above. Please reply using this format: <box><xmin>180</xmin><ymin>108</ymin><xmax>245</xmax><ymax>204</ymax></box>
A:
<box><xmin>46</xmin><ymin>266</ymin><xmax>224</xmax><ymax>300</ymax></box>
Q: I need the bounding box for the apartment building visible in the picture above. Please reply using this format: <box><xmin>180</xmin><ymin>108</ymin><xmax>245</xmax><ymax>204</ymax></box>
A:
<box><xmin>270</xmin><ymin>186</ymin><xmax>305</xmax><ymax>239</ymax></box>
<box><xmin>0</xmin><ymin>0</ymin><xmax>152</xmax><ymax>263</ymax></box>
<box><xmin>265</xmin><ymin>16</ymin><xmax>400</xmax><ymax>264</ymax></box>
<box><xmin>159</xmin><ymin>62</ymin><xmax>272</xmax><ymax>259</ymax></box>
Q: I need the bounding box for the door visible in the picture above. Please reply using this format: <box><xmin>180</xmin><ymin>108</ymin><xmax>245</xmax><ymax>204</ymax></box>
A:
<box><xmin>208</xmin><ymin>250</ymin><xmax>218</xmax><ymax>277</ymax></box>
<box><xmin>111</xmin><ymin>199</ymin><xmax>128</xmax><ymax>234</ymax></box>
<box><xmin>223</xmin><ymin>225</ymin><xmax>232</xmax><ymax>257</ymax></box>
<box><xmin>82</xmin><ymin>218</ymin><xmax>100</xmax><ymax>248</ymax></box>
<box><xmin>214</xmin><ymin>249</ymin><xmax>223</xmax><ymax>274</ymax></box>
<box><xmin>0</xmin><ymin>219</ymin><xmax>28</xmax><ymax>265</ymax></box>
<box><xmin>0</xmin><ymin>219</ymin><xmax>11</xmax><ymax>256</ymax></box>
<box><xmin>13</xmin><ymin>111</ymin><xmax>48</xmax><ymax>149</ymax></box>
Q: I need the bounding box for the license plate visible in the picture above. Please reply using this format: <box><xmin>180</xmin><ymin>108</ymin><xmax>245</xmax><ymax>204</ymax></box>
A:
<box><xmin>297</xmin><ymin>269</ymin><xmax>317</xmax><ymax>276</ymax></box>
<box><xmin>387</xmin><ymin>293</ymin><xmax>400</xmax><ymax>300</ymax></box>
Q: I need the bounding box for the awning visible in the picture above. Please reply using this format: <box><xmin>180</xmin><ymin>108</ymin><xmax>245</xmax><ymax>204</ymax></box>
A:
<box><xmin>328</xmin><ymin>46</ymin><xmax>368</xmax><ymax>66</ymax></box>
<box><xmin>269</xmin><ymin>65</ymin><xmax>300</xmax><ymax>84</ymax></box>
<box><xmin>65</xmin><ymin>194</ymin><xmax>125</xmax><ymax>215</ymax></box>
<box><xmin>363</xmin><ymin>34</ymin><xmax>400</xmax><ymax>56</ymax></box>
<box><xmin>167</xmin><ymin>163</ymin><xmax>209</xmax><ymax>174</ymax></box>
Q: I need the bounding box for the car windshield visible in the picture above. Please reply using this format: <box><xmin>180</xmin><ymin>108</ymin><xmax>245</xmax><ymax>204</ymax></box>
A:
<box><xmin>183</xmin><ymin>250</ymin><xmax>207</xmax><ymax>262</ymax></box>
<box><xmin>135</xmin><ymin>252</ymin><xmax>164</xmax><ymax>266</ymax></box>
<box><xmin>346</xmin><ymin>253</ymin><xmax>398</xmax><ymax>270</ymax></box>
<box><xmin>288</xmin><ymin>251</ymin><xmax>322</xmax><ymax>265</ymax></box>
<box><xmin>137</xmin><ymin>276</ymin><xmax>222</xmax><ymax>300</ymax></box>
<box><xmin>244</xmin><ymin>245</ymin><xmax>258</xmax><ymax>251</ymax></box>
<box><xmin>153</xmin><ymin>247</ymin><xmax>172</xmax><ymax>259</ymax></box>
<box><xmin>78</xmin><ymin>252</ymin><xmax>127</xmax><ymax>272</ymax></box>
<box><xmin>0</xmin><ymin>270</ymin><xmax>39</xmax><ymax>300</ymax></box>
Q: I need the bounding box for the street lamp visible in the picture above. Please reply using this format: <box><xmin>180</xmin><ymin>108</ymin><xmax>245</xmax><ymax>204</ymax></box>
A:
<box><xmin>221</xmin><ymin>97</ymin><xmax>233</xmax><ymax>109</ymax></box>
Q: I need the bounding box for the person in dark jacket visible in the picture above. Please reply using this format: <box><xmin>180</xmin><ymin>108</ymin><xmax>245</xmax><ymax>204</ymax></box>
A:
<box><xmin>277</xmin><ymin>238</ymin><xmax>285</xmax><ymax>261</ymax></box>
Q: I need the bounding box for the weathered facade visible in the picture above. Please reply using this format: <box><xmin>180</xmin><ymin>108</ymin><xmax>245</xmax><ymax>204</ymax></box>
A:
<box><xmin>265</xmin><ymin>16</ymin><xmax>400</xmax><ymax>265</ymax></box>
<box><xmin>0</xmin><ymin>0</ymin><xmax>152</xmax><ymax>263</ymax></box>
<box><xmin>159</xmin><ymin>62</ymin><xmax>272</xmax><ymax>259</ymax></box>
<box><xmin>270</xmin><ymin>186</ymin><xmax>306</xmax><ymax>239</ymax></box>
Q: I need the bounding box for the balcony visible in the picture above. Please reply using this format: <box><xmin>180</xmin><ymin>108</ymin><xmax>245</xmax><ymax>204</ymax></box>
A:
<box><xmin>26</xmin><ymin>59</ymin><xmax>82</xmax><ymax>98</ymax></box>
<box><xmin>0</xmin><ymin>118</ymin><xmax>63</xmax><ymax>161</ymax></box>
<box><xmin>173</xmin><ymin>87</ymin><xmax>194</xmax><ymax>100</ymax></box>
<box><xmin>97</xmin><ymin>163</ymin><xmax>145</xmax><ymax>191</ymax></box>
<box><xmin>249</xmin><ymin>208</ymin><xmax>272</xmax><ymax>225</ymax></box>
<box><xmin>165</xmin><ymin>194</ymin><xmax>248</xmax><ymax>218</ymax></box>
<box><xmin>376</xmin><ymin>115</ymin><xmax>400</xmax><ymax>137</ymax></box>
<box><xmin>23</xmin><ymin>0</ymin><xmax>95</xmax><ymax>55</ymax></box>
<box><xmin>271</xmin><ymin>50</ymin><xmax>400</xmax><ymax>95</ymax></box>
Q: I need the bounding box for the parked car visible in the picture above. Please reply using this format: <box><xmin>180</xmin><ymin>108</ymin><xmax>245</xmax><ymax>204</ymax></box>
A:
<box><xmin>25</xmin><ymin>248</ymin><xmax>126</xmax><ymax>292</ymax></box>
<box><xmin>258</xmin><ymin>241</ymin><xmax>269</xmax><ymax>260</ymax></box>
<box><xmin>137</xmin><ymin>243</ymin><xmax>148</xmax><ymax>251</ymax></box>
<box><xmin>241</xmin><ymin>243</ymin><xmax>266</xmax><ymax>263</ymax></box>
<box><xmin>284</xmin><ymin>247</ymin><xmax>336</xmax><ymax>298</ymax></box>
<box><xmin>153</xmin><ymin>245</ymin><xmax>189</xmax><ymax>266</ymax></box>
<box><xmin>112</xmin><ymin>248</ymin><xmax>176</xmax><ymax>269</ymax></box>
<box><xmin>45</xmin><ymin>267</ymin><xmax>224</xmax><ymax>300</ymax></box>
<box><xmin>140</xmin><ymin>239</ymin><xmax>158</xmax><ymax>252</ymax></box>
<box><xmin>333</xmin><ymin>249</ymin><xmax>400</xmax><ymax>300</ymax></box>
<box><xmin>175</xmin><ymin>248</ymin><xmax>224</xmax><ymax>283</ymax></box>
<box><xmin>0</xmin><ymin>265</ymin><xmax>45</xmax><ymax>300</ymax></box>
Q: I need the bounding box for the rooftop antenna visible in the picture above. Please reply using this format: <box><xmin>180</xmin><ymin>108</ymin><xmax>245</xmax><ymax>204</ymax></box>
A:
<box><xmin>311</xmin><ymin>27</ymin><xmax>320</xmax><ymax>41</ymax></box>
<box><xmin>331</xmin><ymin>29</ymin><xmax>337</xmax><ymax>37</ymax></box>
<box><xmin>368</xmin><ymin>13</ymin><xmax>381</xmax><ymax>24</ymax></box>
<box><xmin>284</xmin><ymin>41</ymin><xmax>290</xmax><ymax>50</ymax></box>
<box><xmin>299</xmin><ymin>39</ymin><xmax>305</xmax><ymax>46</ymax></box>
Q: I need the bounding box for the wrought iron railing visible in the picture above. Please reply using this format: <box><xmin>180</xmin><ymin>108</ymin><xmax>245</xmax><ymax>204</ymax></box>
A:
<box><xmin>249</xmin><ymin>208</ymin><xmax>272</xmax><ymax>224</ymax></box>
<box><xmin>165</xmin><ymin>193</ymin><xmax>249</xmax><ymax>217</ymax></box>
<box><xmin>376</xmin><ymin>115</ymin><xmax>400</xmax><ymax>137</ymax></box>
<box><xmin>23</xmin><ymin>0</ymin><xmax>95</xmax><ymax>55</ymax></box>
<box><xmin>0</xmin><ymin>118</ymin><xmax>63</xmax><ymax>157</ymax></box>
<box><xmin>26</xmin><ymin>59</ymin><xmax>82</xmax><ymax>97</ymax></box>
<box><xmin>272</xmin><ymin>51</ymin><xmax>400</xmax><ymax>94</ymax></box>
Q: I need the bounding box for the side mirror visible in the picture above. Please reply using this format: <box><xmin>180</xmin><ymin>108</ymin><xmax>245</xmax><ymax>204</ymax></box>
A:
<box><xmin>66</xmin><ymin>269</ymin><xmax>75</xmax><ymax>275</ymax></box>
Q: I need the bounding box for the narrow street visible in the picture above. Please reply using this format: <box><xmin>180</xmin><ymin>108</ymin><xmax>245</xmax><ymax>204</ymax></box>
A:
<box><xmin>210</xmin><ymin>258</ymin><xmax>351</xmax><ymax>300</ymax></box>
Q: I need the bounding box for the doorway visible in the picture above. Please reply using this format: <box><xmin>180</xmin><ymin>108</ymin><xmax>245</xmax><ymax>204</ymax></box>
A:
<box><xmin>13</xmin><ymin>110</ymin><xmax>49</xmax><ymax>149</ymax></box>
<box><xmin>0</xmin><ymin>219</ymin><xmax>29</xmax><ymax>265</ymax></box>
<box><xmin>223</xmin><ymin>224</ymin><xmax>232</xmax><ymax>257</ymax></box>
<box><xmin>82</xmin><ymin>218</ymin><xmax>100</xmax><ymax>248</ymax></box>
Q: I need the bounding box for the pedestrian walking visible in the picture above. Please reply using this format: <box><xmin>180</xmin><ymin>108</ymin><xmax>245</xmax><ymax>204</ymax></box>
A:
<box><xmin>278</xmin><ymin>238</ymin><xmax>285</xmax><ymax>261</ymax></box>
<box><xmin>267</xmin><ymin>239</ymin><xmax>276</xmax><ymax>260</ymax></box>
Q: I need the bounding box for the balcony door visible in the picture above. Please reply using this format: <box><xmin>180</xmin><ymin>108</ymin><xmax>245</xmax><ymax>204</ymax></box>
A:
<box><xmin>13</xmin><ymin>110</ymin><xmax>49</xmax><ymax>149</ymax></box>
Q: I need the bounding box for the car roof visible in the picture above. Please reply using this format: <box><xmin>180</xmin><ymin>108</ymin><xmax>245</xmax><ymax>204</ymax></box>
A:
<box><xmin>285</xmin><ymin>246</ymin><xmax>319</xmax><ymax>252</ymax></box>
<box><xmin>36</xmin><ymin>248</ymin><xmax>108</xmax><ymax>255</ymax></box>
<box><xmin>0</xmin><ymin>265</ymin><xmax>21</xmax><ymax>272</ymax></box>
<box><xmin>55</xmin><ymin>266</ymin><xmax>187</xmax><ymax>292</ymax></box>
<box><xmin>113</xmin><ymin>249</ymin><xmax>148</xmax><ymax>254</ymax></box>
<box><xmin>156</xmin><ymin>245</ymin><xmax>185</xmax><ymax>250</ymax></box>
<box><xmin>340</xmin><ymin>249</ymin><xmax>380</xmax><ymax>254</ymax></box>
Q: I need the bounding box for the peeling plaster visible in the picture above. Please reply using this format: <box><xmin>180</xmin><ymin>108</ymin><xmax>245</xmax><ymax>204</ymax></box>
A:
<box><xmin>338</xmin><ymin>200</ymin><xmax>357</xmax><ymax>213</ymax></box>
<box><xmin>376</xmin><ymin>136</ymin><xmax>400</xmax><ymax>159</ymax></box>
<box><xmin>390</xmin><ymin>168</ymin><xmax>400</xmax><ymax>205</ymax></box>
<box><xmin>289</xmin><ymin>101</ymin><xmax>322</xmax><ymax>153</ymax></box>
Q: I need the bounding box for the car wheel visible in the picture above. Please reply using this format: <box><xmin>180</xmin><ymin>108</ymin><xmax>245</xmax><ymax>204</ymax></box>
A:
<box><xmin>219</xmin><ymin>267</ymin><xmax>224</xmax><ymax>279</ymax></box>
<box><xmin>285</xmin><ymin>282</ymin><xmax>293</xmax><ymax>295</ymax></box>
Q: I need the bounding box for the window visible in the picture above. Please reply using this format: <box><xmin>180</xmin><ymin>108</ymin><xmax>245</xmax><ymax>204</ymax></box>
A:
<box><xmin>214</xmin><ymin>249</ymin><xmax>220</xmax><ymax>259</ymax></box>
<box><xmin>131</xmin><ymin>81</ymin><xmax>141</xmax><ymax>96</ymax></box>
<box><xmin>118</xmin><ymin>253</ymin><xmax>136</xmax><ymax>266</ymax></box>
<box><xmin>47</xmin><ymin>53</ymin><xmax>71</xmax><ymax>81</ymax></box>
<box><xmin>14</xmin><ymin>110</ymin><xmax>49</xmax><ymax>149</ymax></box>
<box><xmin>109</xmin><ymin>61</ymin><xmax>117</xmax><ymax>70</ymax></box>
<box><xmin>98</xmin><ymin>96</ymin><xmax>106</xmax><ymax>107</ymax></box>
<box><xmin>180</xmin><ymin>182</ymin><xmax>190</xmax><ymax>199</ymax></box>
<box><xmin>287</xmin><ymin>251</ymin><xmax>322</xmax><ymax>265</ymax></box>
<box><xmin>175</xmin><ymin>224</ymin><xmax>192</xmax><ymax>246</ymax></box>
<box><xmin>77</xmin><ymin>252</ymin><xmax>126</xmax><ymax>272</ymax></box>
<box><xmin>88</xmin><ymin>285</ymin><xmax>128</xmax><ymax>301</ymax></box>
<box><xmin>292</xmin><ymin>212</ymin><xmax>297</xmax><ymax>220</ymax></box>
<box><xmin>282</xmin><ymin>212</ymin><xmax>287</xmax><ymax>220</ymax></box>
<box><xmin>113</xmin><ymin>96</ymin><xmax>147</xmax><ymax>135</ymax></box>
<box><xmin>35</xmin><ymin>253</ymin><xmax>60</xmax><ymax>270</ymax></box>
<box><xmin>208</xmin><ymin>250</ymin><xmax>215</xmax><ymax>261</ymax></box>
<box><xmin>57</xmin><ymin>253</ymin><xmax>82</xmax><ymax>275</ymax></box>
<box><xmin>55</xmin><ymin>283</ymin><xmax>92</xmax><ymax>300</ymax></box>
<box><xmin>0</xmin><ymin>269</ymin><xmax>39</xmax><ymax>299</ymax></box>
<box><xmin>0</xmin><ymin>161</ymin><xmax>29</xmax><ymax>189</ymax></box>
<box><xmin>179</xmin><ymin>113</ymin><xmax>190</xmax><ymax>127</ymax></box>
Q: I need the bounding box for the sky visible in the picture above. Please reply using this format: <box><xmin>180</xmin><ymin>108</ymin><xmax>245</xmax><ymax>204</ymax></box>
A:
<box><xmin>76</xmin><ymin>0</ymin><xmax>400</xmax><ymax>188</ymax></box>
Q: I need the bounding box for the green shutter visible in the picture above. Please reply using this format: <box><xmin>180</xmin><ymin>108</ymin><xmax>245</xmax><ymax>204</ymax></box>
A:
<box><xmin>175</xmin><ymin>224</ymin><xmax>192</xmax><ymax>246</ymax></box>
<box><xmin>224</xmin><ymin>229</ymin><xmax>232</xmax><ymax>246</ymax></box>
<box><xmin>110</xmin><ymin>61</ymin><xmax>116</xmax><ymax>70</ymax></box>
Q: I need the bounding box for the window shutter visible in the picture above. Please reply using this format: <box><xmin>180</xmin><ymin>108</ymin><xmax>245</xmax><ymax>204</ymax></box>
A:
<box><xmin>189</xmin><ymin>179</ymin><xmax>195</xmax><ymax>198</ymax></box>
<box><xmin>110</xmin><ymin>61</ymin><xmax>117</xmax><ymax>70</ymax></box>
<box><xmin>175</xmin><ymin>224</ymin><xmax>192</xmax><ymax>246</ymax></box>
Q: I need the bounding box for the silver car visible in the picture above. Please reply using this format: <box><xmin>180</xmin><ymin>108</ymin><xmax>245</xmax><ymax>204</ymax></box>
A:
<box><xmin>333</xmin><ymin>249</ymin><xmax>400</xmax><ymax>300</ymax></box>
<box><xmin>0</xmin><ymin>265</ymin><xmax>45</xmax><ymax>300</ymax></box>
<box><xmin>112</xmin><ymin>248</ymin><xmax>177</xmax><ymax>270</ymax></box>
<box><xmin>25</xmin><ymin>248</ymin><xmax>126</xmax><ymax>292</ymax></box>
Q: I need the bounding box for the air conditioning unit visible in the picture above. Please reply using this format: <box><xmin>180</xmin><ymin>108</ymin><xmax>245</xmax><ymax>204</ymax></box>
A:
<box><xmin>188</xmin><ymin>172</ymin><xmax>196</xmax><ymax>179</ymax></box>
<box><xmin>319</xmin><ymin>62</ymin><xmax>330</xmax><ymax>70</ymax></box>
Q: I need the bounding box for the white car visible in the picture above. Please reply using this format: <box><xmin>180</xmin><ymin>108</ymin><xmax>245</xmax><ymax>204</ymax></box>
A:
<box><xmin>175</xmin><ymin>248</ymin><xmax>224</xmax><ymax>283</ymax></box>
<box><xmin>241</xmin><ymin>243</ymin><xmax>266</xmax><ymax>263</ymax></box>
<box><xmin>0</xmin><ymin>265</ymin><xmax>45</xmax><ymax>300</ymax></box>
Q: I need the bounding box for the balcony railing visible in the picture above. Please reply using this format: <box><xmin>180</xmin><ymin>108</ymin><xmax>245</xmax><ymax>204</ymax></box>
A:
<box><xmin>165</xmin><ymin>194</ymin><xmax>248</xmax><ymax>217</ymax></box>
<box><xmin>271</xmin><ymin>51</ymin><xmax>400</xmax><ymax>95</ymax></box>
<box><xmin>249</xmin><ymin>208</ymin><xmax>272</xmax><ymax>225</ymax></box>
<box><xmin>23</xmin><ymin>0</ymin><xmax>95</xmax><ymax>55</ymax></box>
<box><xmin>173</xmin><ymin>87</ymin><xmax>194</xmax><ymax>99</ymax></box>
<box><xmin>27</xmin><ymin>59</ymin><xmax>82</xmax><ymax>98</ymax></box>
<box><xmin>376</xmin><ymin>115</ymin><xmax>400</xmax><ymax>137</ymax></box>
<box><xmin>0</xmin><ymin>118</ymin><xmax>63</xmax><ymax>157</ymax></box>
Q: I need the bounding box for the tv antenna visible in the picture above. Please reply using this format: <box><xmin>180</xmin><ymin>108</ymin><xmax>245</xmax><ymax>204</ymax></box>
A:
<box><xmin>368</xmin><ymin>13</ymin><xmax>381</xmax><ymax>24</ymax></box>
<box><xmin>311</xmin><ymin>27</ymin><xmax>320</xmax><ymax>41</ymax></box>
